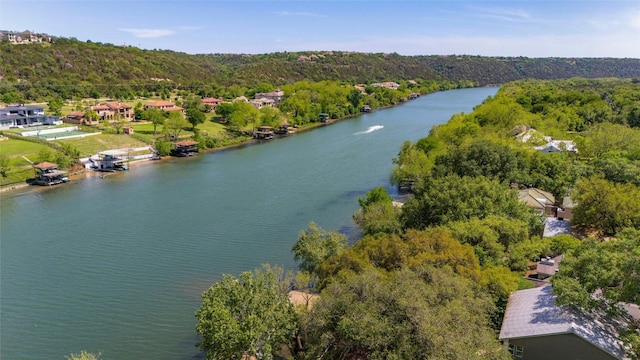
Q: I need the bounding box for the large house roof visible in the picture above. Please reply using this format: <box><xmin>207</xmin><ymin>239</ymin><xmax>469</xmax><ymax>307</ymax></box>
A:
<box><xmin>518</xmin><ymin>187</ymin><xmax>555</xmax><ymax>209</ymax></box>
<box><xmin>500</xmin><ymin>285</ymin><xmax>630</xmax><ymax>359</ymax></box>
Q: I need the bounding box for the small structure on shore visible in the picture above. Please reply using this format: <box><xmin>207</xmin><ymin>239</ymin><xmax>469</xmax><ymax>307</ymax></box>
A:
<box><xmin>30</xmin><ymin>162</ymin><xmax>69</xmax><ymax>186</ymax></box>
<box><xmin>171</xmin><ymin>140</ymin><xmax>199</xmax><ymax>157</ymax></box>
<box><xmin>254</xmin><ymin>126</ymin><xmax>275</xmax><ymax>140</ymax></box>
<box><xmin>275</xmin><ymin>120</ymin><xmax>295</xmax><ymax>135</ymax></box>
<box><xmin>361</xmin><ymin>105</ymin><xmax>372</xmax><ymax>113</ymax></box>
<box><xmin>318</xmin><ymin>113</ymin><xmax>330</xmax><ymax>123</ymax></box>
<box><xmin>90</xmin><ymin>153</ymin><xmax>128</xmax><ymax>172</ymax></box>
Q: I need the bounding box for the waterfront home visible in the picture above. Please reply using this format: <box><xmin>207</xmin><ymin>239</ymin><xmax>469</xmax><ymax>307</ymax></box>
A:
<box><xmin>31</xmin><ymin>162</ymin><xmax>69</xmax><ymax>186</ymax></box>
<box><xmin>0</xmin><ymin>105</ymin><xmax>61</xmax><ymax>129</ymax></box>
<box><xmin>500</xmin><ymin>285</ymin><xmax>630</xmax><ymax>360</ymax></box>
<box><xmin>171</xmin><ymin>140</ymin><xmax>199</xmax><ymax>157</ymax></box>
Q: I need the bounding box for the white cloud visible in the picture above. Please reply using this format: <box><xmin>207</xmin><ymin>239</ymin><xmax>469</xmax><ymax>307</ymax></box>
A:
<box><xmin>470</xmin><ymin>6</ymin><xmax>531</xmax><ymax>22</ymax></box>
<box><xmin>119</xmin><ymin>28</ymin><xmax>175</xmax><ymax>38</ymax></box>
<box><xmin>273</xmin><ymin>11</ymin><xmax>325</xmax><ymax>18</ymax></box>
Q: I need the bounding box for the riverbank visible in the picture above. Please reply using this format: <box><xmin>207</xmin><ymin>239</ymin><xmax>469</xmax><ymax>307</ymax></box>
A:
<box><xmin>0</xmin><ymin>102</ymin><xmax>393</xmax><ymax>194</ymax></box>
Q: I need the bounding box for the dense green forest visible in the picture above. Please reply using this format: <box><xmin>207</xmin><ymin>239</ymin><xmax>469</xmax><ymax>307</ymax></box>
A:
<box><xmin>1</xmin><ymin>36</ymin><xmax>640</xmax><ymax>102</ymax></box>
<box><xmin>195</xmin><ymin>78</ymin><xmax>640</xmax><ymax>359</ymax></box>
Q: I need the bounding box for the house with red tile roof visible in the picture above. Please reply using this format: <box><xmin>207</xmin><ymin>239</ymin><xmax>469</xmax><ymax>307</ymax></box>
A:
<box><xmin>144</xmin><ymin>101</ymin><xmax>184</xmax><ymax>114</ymax></box>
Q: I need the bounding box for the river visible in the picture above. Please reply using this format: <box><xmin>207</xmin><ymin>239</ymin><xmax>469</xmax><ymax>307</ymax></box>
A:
<box><xmin>0</xmin><ymin>87</ymin><xmax>498</xmax><ymax>359</ymax></box>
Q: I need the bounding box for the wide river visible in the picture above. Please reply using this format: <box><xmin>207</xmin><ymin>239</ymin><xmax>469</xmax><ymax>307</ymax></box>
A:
<box><xmin>0</xmin><ymin>87</ymin><xmax>498</xmax><ymax>359</ymax></box>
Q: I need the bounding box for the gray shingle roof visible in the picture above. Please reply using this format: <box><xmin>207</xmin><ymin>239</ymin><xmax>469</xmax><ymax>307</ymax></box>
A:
<box><xmin>499</xmin><ymin>285</ymin><xmax>629</xmax><ymax>359</ymax></box>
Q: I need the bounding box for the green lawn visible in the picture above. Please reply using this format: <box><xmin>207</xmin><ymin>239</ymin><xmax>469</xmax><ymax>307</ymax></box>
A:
<box><xmin>0</xmin><ymin>138</ymin><xmax>53</xmax><ymax>186</ymax></box>
<box><xmin>56</xmin><ymin>134</ymin><xmax>150</xmax><ymax>157</ymax></box>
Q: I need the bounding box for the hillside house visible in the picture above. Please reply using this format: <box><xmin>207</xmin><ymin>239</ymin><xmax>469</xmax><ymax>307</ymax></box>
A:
<box><xmin>500</xmin><ymin>285</ymin><xmax>631</xmax><ymax>360</ymax></box>
<box><xmin>0</xmin><ymin>105</ymin><xmax>61</xmax><ymax>129</ymax></box>
<box><xmin>201</xmin><ymin>97</ymin><xmax>223</xmax><ymax>111</ymax></box>
<box><xmin>250</xmin><ymin>98</ymin><xmax>276</xmax><ymax>109</ymax></box>
<box><xmin>519</xmin><ymin>187</ymin><xmax>556</xmax><ymax>215</ymax></box>
<box><xmin>254</xmin><ymin>89</ymin><xmax>285</xmax><ymax>104</ymax></box>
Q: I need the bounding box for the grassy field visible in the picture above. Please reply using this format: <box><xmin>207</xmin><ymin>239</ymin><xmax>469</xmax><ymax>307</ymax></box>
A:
<box><xmin>0</xmin><ymin>138</ymin><xmax>53</xmax><ymax>186</ymax></box>
<box><xmin>56</xmin><ymin>134</ymin><xmax>150</xmax><ymax>157</ymax></box>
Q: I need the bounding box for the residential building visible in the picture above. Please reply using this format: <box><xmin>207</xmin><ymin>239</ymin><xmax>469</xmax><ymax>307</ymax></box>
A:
<box><xmin>557</xmin><ymin>196</ymin><xmax>576</xmax><ymax>221</ymax></box>
<box><xmin>2</xmin><ymin>30</ymin><xmax>52</xmax><ymax>44</ymax></box>
<box><xmin>535</xmin><ymin>255</ymin><xmax>563</xmax><ymax>280</ymax></box>
<box><xmin>254</xmin><ymin>89</ymin><xmax>284</xmax><ymax>104</ymax></box>
<box><xmin>250</xmin><ymin>97</ymin><xmax>275</xmax><ymax>109</ymax></box>
<box><xmin>500</xmin><ymin>285</ymin><xmax>630</xmax><ymax>360</ymax></box>
<box><xmin>519</xmin><ymin>187</ymin><xmax>556</xmax><ymax>215</ymax></box>
<box><xmin>104</xmin><ymin>102</ymin><xmax>133</xmax><ymax>121</ymax></box>
<box><xmin>144</xmin><ymin>100</ymin><xmax>184</xmax><ymax>114</ymax></box>
<box><xmin>201</xmin><ymin>97</ymin><xmax>223</xmax><ymax>111</ymax></box>
<box><xmin>0</xmin><ymin>105</ymin><xmax>61</xmax><ymax>129</ymax></box>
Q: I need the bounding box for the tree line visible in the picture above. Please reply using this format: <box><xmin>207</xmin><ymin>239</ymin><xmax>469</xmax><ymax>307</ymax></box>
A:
<box><xmin>2</xmin><ymin>36</ymin><xmax>640</xmax><ymax>103</ymax></box>
<box><xmin>194</xmin><ymin>78</ymin><xmax>640</xmax><ymax>359</ymax></box>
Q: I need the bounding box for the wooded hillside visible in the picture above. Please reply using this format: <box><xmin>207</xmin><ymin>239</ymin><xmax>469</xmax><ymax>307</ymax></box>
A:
<box><xmin>1</xmin><ymin>37</ymin><xmax>639</xmax><ymax>102</ymax></box>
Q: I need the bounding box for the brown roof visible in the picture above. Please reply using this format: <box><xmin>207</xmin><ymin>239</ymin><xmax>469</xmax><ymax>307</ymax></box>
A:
<box><xmin>202</xmin><ymin>97</ymin><xmax>222</xmax><ymax>104</ymax></box>
<box><xmin>105</xmin><ymin>102</ymin><xmax>132</xmax><ymax>109</ymax></box>
<box><xmin>145</xmin><ymin>100</ymin><xmax>176</xmax><ymax>107</ymax></box>
<box><xmin>91</xmin><ymin>105</ymin><xmax>110</xmax><ymax>111</ymax></box>
<box><xmin>34</xmin><ymin>162</ymin><xmax>58</xmax><ymax>169</ymax></box>
<box><xmin>67</xmin><ymin>111</ymin><xmax>85</xmax><ymax>117</ymax></box>
<box><xmin>175</xmin><ymin>140</ymin><xmax>198</xmax><ymax>146</ymax></box>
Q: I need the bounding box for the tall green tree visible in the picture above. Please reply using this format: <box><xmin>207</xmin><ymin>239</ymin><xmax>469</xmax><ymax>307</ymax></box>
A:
<box><xmin>163</xmin><ymin>112</ymin><xmax>190</xmax><ymax>140</ymax></box>
<box><xmin>572</xmin><ymin>176</ymin><xmax>640</xmax><ymax>236</ymax></box>
<box><xmin>300</xmin><ymin>267</ymin><xmax>509</xmax><ymax>360</ymax></box>
<box><xmin>143</xmin><ymin>108</ymin><xmax>165</xmax><ymax>135</ymax></box>
<box><xmin>186</xmin><ymin>107</ymin><xmax>206</xmax><ymax>130</ymax></box>
<box><xmin>401</xmin><ymin>175</ymin><xmax>542</xmax><ymax>235</ymax></box>
<box><xmin>47</xmin><ymin>97</ymin><xmax>64</xmax><ymax>116</ymax></box>
<box><xmin>195</xmin><ymin>266</ymin><xmax>297</xmax><ymax>360</ymax></box>
<box><xmin>291</xmin><ymin>222</ymin><xmax>347</xmax><ymax>278</ymax></box>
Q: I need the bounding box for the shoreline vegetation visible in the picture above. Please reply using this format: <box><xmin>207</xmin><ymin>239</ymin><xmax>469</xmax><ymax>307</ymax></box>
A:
<box><xmin>0</xmin><ymin>79</ymin><xmax>454</xmax><ymax>193</ymax></box>
<box><xmin>2</xmin><ymin>35</ymin><xmax>639</xmax><ymax>358</ymax></box>
<box><xmin>196</xmin><ymin>77</ymin><xmax>640</xmax><ymax>359</ymax></box>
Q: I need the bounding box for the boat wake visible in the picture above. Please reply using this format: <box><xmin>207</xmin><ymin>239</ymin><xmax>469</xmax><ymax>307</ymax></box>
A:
<box><xmin>354</xmin><ymin>125</ymin><xmax>384</xmax><ymax>135</ymax></box>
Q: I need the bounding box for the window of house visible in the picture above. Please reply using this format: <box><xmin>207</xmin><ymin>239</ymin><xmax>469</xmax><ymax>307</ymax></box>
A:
<box><xmin>508</xmin><ymin>344</ymin><xmax>524</xmax><ymax>358</ymax></box>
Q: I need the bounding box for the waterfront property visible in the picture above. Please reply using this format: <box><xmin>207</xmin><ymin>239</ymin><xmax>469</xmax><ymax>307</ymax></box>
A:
<box><xmin>0</xmin><ymin>105</ymin><xmax>61</xmax><ymax>129</ymax></box>
<box><xmin>89</xmin><ymin>153</ymin><xmax>128</xmax><ymax>172</ymax></box>
<box><xmin>254</xmin><ymin>126</ymin><xmax>275</xmax><ymax>139</ymax></box>
<box><xmin>30</xmin><ymin>162</ymin><xmax>69</xmax><ymax>186</ymax></box>
<box><xmin>500</xmin><ymin>285</ymin><xmax>630</xmax><ymax>360</ymax></box>
<box><xmin>171</xmin><ymin>140</ymin><xmax>199</xmax><ymax>157</ymax></box>
<box><xmin>319</xmin><ymin>113</ymin><xmax>330</xmax><ymax>123</ymax></box>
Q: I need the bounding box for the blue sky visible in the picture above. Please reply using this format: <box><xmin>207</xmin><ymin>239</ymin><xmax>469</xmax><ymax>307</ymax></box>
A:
<box><xmin>1</xmin><ymin>0</ymin><xmax>638</xmax><ymax>57</ymax></box>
